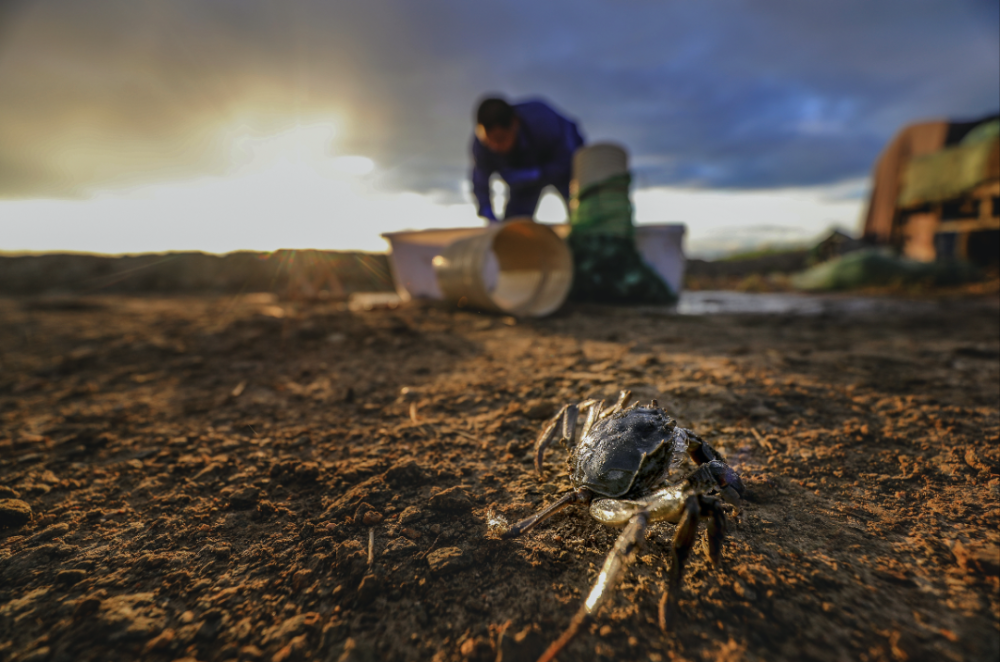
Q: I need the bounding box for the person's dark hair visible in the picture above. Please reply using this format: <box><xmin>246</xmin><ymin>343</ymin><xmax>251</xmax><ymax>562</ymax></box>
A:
<box><xmin>476</xmin><ymin>97</ymin><xmax>515</xmax><ymax>130</ymax></box>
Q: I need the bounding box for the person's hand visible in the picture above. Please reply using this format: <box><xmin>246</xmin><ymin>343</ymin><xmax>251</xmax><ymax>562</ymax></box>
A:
<box><xmin>500</xmin><ymin>166</ymin><xmax>541</xmax><ymax>189</ymax></box>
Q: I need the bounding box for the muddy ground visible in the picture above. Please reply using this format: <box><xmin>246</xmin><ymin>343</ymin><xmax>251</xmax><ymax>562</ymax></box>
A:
<box><xmin>1</xmin><ymin>293</ymin><xmax>998</xmax><ymax>662</ymax></box>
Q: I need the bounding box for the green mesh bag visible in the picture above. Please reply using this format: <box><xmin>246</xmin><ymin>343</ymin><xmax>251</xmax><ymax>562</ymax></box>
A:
<box><xmin>569</xmin><ymin>173</ymin><xmax>635</xmax><ymax>238</ymax></box>
<box><xmin>567</xmin><ymin>173</ymin><xmax>675</xmax><ymax>304</ymax></box>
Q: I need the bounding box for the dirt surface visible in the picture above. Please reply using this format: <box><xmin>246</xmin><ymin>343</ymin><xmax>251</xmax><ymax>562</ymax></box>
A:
<box><xmin>1</xmin><ymin>293</ymin><xmax>998</xmax><ymax>662</ymax></box>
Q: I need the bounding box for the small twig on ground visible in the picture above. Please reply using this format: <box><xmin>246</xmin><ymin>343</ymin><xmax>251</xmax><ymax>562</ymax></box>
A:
<box><xmin>453</xmin><ymin>429</ymin><xmax>478</xmax><ymax>443</ymax></box>
<box><xmin>368</xmin><ymin>527</ymin><xmax>375</xmax><ymax>568</ymax></box>
<box><xmin>417</xmin><ymin>535</ymin><xmax>443</xmax><ymax>561</ymax></box>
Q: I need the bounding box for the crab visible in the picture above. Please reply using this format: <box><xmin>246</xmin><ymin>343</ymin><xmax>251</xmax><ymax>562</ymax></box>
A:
<box><xmin>501</xmin><ymin>390</ymin><xmax>746</xmax><ymax>662</ymax></box>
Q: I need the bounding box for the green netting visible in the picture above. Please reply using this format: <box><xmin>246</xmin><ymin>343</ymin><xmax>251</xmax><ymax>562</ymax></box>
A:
<box><xmin>567</xmin><ymin>172</ymin><xmax>675</xmax><ymax>304</ymax></box>
<box><xmin>569</xmin><ymin>173</ymin><xmax>635</xmax><ymax>238</ymax></box>
<box><xmin>567</xmin><ymin>234</ymin><xmax>676</xmax><ymax>304</ymax></box>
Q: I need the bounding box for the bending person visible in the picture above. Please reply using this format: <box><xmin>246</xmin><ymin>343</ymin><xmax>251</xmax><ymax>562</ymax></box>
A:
<box><xmin>470</xmin><ymin>96</ymin><xmax>585</xmax><ymax>222</ymax></box>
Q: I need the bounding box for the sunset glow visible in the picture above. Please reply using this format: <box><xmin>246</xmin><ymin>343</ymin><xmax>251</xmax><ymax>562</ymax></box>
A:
<box><xmin>1</xmin><ymin>122</ymin><xmax>484</xmax><ymax>254</ymax></box>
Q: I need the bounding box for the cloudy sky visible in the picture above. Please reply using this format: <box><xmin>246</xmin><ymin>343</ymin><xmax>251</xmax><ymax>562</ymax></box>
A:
<box><xmin>1</xmin><ymin>0</ymin><xmax>997</xmax><ymax>255</ymax></box>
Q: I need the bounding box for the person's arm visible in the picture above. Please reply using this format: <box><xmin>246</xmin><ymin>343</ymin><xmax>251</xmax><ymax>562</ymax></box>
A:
<box><xmin>471</xmin><ymin>141</ymin><xmax>498</xmax><ymax>221</ymax></box>
<box><xmin>472</xmin><ymin>168</ymin><xmax>497</xmax><ymax>221</ymax></box>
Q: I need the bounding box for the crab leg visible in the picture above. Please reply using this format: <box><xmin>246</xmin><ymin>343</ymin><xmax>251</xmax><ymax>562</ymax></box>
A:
<box><xmin>535</xmin><ymin>400</ymin><xmax>600</xmax><ymax>479</ymax></box>
<box><xmin>501</xmin><ymin>488</ymin><xmax>592</xmax><ymax>540</ymax></box>
<box><xmin>534</xmin><ymin>404</ymin><xmax>574</xmax><ymax>478</ymax></box>
<box><xmin>561</xmin><ymin>403</ymin><xmax>581</xmax><ymax>446</ymax></box>
<box><xmin>579</xmin><ymin>399</ymin><xmax>603</xmax><ymax>439</ymax></box>
<box><xmin>658</xmin><ymin>495</ymin><xmax>728</xmax><ymax>631</ymax></box>
<box><xmin>599</xmin><ymin>389</ymin><xmax>632</xmax><ymax>420</ymax></box>
<box><xmin>591</xmin><ymin>486</ymin><xmax>730</xmax><ymax>633</ymax></box>
<box><xmin>536</xmin><ymin>511</ymin><xmax>649</xmax><ymax>662</ymax></box>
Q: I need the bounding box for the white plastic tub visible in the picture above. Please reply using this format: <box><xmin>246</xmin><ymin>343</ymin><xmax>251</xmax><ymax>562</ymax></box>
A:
<box><xmin>634</xmin><ymin>224</ymin><xmax>686</xmax><ymax>296</ymax></box>
<box><xmin>381</xmin><ymin>227</ymin><xmax>488</xmax><ymax>301</ymax></box>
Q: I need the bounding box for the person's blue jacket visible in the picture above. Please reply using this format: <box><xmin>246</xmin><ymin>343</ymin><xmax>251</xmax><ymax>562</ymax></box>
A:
<box><xmin>471</xmin><ymin>100</ymin><xmax>584</xmax><ymax>220</ymax></box>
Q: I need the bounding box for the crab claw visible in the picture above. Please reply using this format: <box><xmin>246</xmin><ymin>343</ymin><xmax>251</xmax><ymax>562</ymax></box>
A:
<box><xmin>707</xmin><ymin>461</ymin><xmax>745</xmax><ymax>507</ymax></box>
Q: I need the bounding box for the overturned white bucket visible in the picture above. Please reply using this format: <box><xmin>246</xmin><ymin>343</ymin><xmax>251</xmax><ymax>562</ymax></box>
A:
<box><xmin>432</xmin><ymin>219</ymin><xmax>573</xmax><ymax>317</ymax></box>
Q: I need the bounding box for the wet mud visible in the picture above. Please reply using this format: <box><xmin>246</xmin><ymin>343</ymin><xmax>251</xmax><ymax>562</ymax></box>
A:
<box><xmin>1</xmin><ymin>294</ymin><xmax>998</xmax><ymax>662</ymax></box>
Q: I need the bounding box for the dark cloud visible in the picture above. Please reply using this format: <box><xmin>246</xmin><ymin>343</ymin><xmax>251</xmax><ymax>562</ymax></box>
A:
<box><xmin>0</xmin><ymin>0</ymin><xmax>996</xmax><ymax>200</ymax></box>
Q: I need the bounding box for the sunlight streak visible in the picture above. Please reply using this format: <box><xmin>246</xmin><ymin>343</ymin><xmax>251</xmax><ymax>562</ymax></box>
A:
<box><xmin>0</xmin><ymin>121</ymin><xmax>867</xmax><ymax>258</ymax></box>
